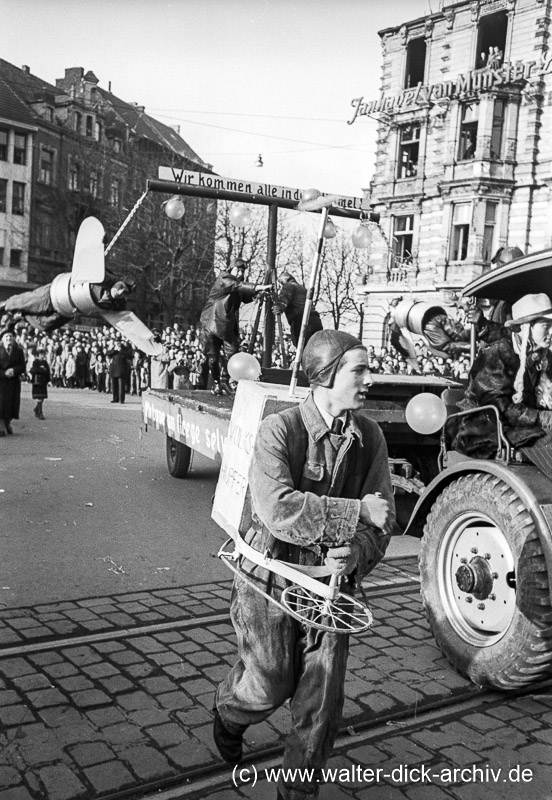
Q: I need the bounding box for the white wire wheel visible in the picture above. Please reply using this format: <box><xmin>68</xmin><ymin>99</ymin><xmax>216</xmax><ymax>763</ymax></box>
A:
<box><xmin>280</xmin><ymin>584</ymin><xmax>373</xmax><ymax>634</ymax></box>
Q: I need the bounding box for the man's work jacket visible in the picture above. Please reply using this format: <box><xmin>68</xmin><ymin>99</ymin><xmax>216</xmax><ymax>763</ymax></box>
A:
<box><xmin>242</xmin><ymin>392</ymin><xmax>395</xmax><ymax>595</ymax></box>
<box><xmin>200</xmin><ymin>272</ymin><xmax>257</xmax><ymax>341</ymax></box>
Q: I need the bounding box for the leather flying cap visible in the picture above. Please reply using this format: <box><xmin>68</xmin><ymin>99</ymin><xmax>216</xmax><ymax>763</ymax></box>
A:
<box><xmin>302</xmin><ymin>330</ymin><xmax>365</xmax><ymax>387</ymax></box>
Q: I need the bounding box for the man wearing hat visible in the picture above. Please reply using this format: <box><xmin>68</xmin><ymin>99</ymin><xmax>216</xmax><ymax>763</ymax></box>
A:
<box><xmin>452</xmin><ymin>293</ymin><xmax>552</xmax><ymax>476</ymax></box>
<box><xmin>0</xmin><ymin>328</ymin><xmax>26</xmax><ymax>436</ymax></box>
<box><xmin>213</xmin><ymin>330</ymin><xmax>395</xmax><ymax>800</ymax></box>
<box><xmin>273</xmin><ymin>271</ymin><xmax>323</xmax><ymax>347</ymax></box>
<box><xmin>199</xmin><ymin>259</ymin><xmax>271</xmax><ymax>395</ymax></box>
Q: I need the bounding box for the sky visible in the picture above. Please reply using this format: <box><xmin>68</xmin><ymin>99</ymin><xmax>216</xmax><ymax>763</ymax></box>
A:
<box><xmin>1</xmin><ymin>0</ymin><xmax>431</xmax><ymax>199</ymax></box>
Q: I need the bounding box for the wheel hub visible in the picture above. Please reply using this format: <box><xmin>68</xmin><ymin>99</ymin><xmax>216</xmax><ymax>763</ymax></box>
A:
<box><xmin>439</xmin><ymin>517</ymin><xmax>516</xmax><ymax>641</ymax></box>
<box><xmin>455</xmin><ymin>556</ymin><xmax>493</xmax><ymax>600</ymax></box>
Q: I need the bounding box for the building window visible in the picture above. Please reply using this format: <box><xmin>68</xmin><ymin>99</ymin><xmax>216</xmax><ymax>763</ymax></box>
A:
<box><xmin>450</xmin><ymin>203</ymin><xmax>471</xmax><ymax>261</ymax></box>
<box><xmin>89</xmin><ymin>170</ymin><xmax>99</xmax><ymax>197</ymax></box>
<box><xmin>483</xmin><ymin>201</ymin><xmax>498</xmax><ymax>262</ymax></box>
<box><xmin>74</xmin><ymin>112</ymin><xmax>82</xmax><ymax>134</ymax></box>
<box><xmin>490</xmin><ymin>100</ymin><xmax>505</xmax><ymax>159</ymax></box>
<box><xmin>86</xmin><ymin>115</ymin><xmax>94</xmax><ymax>137</ymax></box>
<box><xmin>391</xmin><ymin>215</ymin><xmax>414</xmax><ymax>270</ymax></box>
<box><xmin>404</xmin><ymin>38</ymin><xmax>427</xmax><ymax>89</ymax></box>
<box><xmin>69</xmin><ymin>162</ymin><xmax>81</xmax><ymax>191</ymax></box>
<box><xmin>12</xmin><ymin>182</ymin><xmax>25</xmax><ymax>215</ymax></box>
<box><xmin>45</xmin><ymin>106</ymin><xmax>54</xmax><ymax>122</ymax></box>
<box><xmin>95</xmin><ymin>121</ymin><xmax>102</xmax><ymax>142</ymax></box>
<box><xmin>110</xmin><ymin>179</ymin><xmax>120</xmax><ymax>207</ymax></box>
<box><xmin>13</xmin><ymin>134</ymin><xmax>26</xmax><ymax>165</ymax></box>
<box><xmin>10</xmin><ymin>249</ymin><xmax>22</xmax><ymax>269</ymax></box>
<box><xmin>476</xmin><ymin>11</ymin><xmax>507</xmax><ymax>70</ymax></box>
<box><xmin>112</xmin><ymin>138</ymin><xmax>122</xmax><ymax>154</ymax></box>
<box><xmin>458</xmin><ymin>103</ymin><xmax>479</xmax><ymax>161</ymax></box>
<box><xmin>39</xmin><ymin>149</ymin><xmax>54</xmax><ymax>184</ymax></box>
<box><xmin>0</xmin><ymin>129</ymin><xmax>8</xmax><ymax>160</ymax></box>
<box><xmin>397</xmin><ymin>124</ymin><xmax>420</xmax><ymax>179</ymax></box>
<box><xmin>0</xmin><ymin>179</ymin><xmax>6</xmax><ymax>212</ymax></box>
<box><xmin>36</xmin><ymin>216</ymin><xmax>52</xmax><ymax>251</ymax></box>
<box><xmin>0</xmin><ymin>247</ymin><xmax>4</xmax><ymax>266</ymax></box>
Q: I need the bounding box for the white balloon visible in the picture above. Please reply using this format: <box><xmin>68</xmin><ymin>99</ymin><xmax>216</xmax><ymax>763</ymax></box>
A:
<box><xmin>229</xmin><ymin>205</ymin><xmax>252</xmax><ymax>228</ymax></box>
<box><xmin>405</xmin><ymin>393</ymin><xmax>448</xmax><ymax>434</ymax></box>
<box><xmin>164</xmin><ymin>197</ymin><xmax>185</xmax><ymax>220</ymax></box>
<box><xmin>352</xmin><ymin>225</ymin><xmax>372</xmax><ymax>249</ymax></box>
<box><xmin>302</xmin><ymin>188</ymin><xmax>321</xmax><ymax>202</ymax></box>
<box><xmin>227</xmin><ymin>352</ymin><xmax>262</xmax><ymax>381</ymax></box>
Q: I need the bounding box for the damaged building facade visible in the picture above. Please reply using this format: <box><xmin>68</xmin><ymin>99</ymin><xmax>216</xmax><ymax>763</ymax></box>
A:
<box><xmin>354</xmin><ymin>0</ymin><xmax>552</xmax><ymax>347</ymax></box>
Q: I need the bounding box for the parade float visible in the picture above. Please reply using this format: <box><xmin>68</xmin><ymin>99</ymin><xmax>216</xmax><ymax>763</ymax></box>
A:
<box><xmin>139</xmin><ymin>173</ymin><xmax>552</xmax><ymax>690</ymax></box>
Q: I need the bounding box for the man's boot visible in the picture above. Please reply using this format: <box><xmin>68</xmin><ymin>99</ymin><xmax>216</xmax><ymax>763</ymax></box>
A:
<box><xmin>218</xmin><ymin>377</ymin><xmax>235</xmax><ymax>396</ymax></box>
<box><xmin>212</xmin><ymin>708</ymin><xmax>246</xmax><ymax>764</ymax></box>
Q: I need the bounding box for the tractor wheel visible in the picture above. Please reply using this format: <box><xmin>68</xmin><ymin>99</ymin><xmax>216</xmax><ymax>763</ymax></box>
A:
<box><xmin>166</xmin><ymin>436</ymin><xmax>192</xmax><ymax>478</ymax></box>
<box><xmin>419</xmin><ymin>472</ymin><xmax>552</xmax><ymax>690</ymax></box>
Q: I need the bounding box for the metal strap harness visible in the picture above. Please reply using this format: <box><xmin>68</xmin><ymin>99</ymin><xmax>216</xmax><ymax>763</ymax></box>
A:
<box><xmin>219</xmin><ymin>531</ymin><xmax>336</xmax><ymax>600</ymax></box>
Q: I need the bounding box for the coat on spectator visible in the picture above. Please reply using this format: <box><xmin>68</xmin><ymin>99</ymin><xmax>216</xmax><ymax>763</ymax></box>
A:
<box><xmin>0</xmin><ymin>337</ymin><xmax>26</xmax><ymax>421</ymax></box>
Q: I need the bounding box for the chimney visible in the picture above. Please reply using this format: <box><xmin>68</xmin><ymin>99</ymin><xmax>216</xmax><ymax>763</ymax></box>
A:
<box><xmin>21</xmin><ymin>65</ymin><xmax>30</xmax><ymax>74</ymax></box>
<box><xmin>56</xmin><ymin>67</ymin><xmax>84</xmax><ymax>91</ymax></box>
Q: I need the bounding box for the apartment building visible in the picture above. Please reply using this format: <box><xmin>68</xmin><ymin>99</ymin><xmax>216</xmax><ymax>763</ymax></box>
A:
<box><xmin>0</xmin><ymin>60</ymin><xmax>216</xmax><ymax>326</ymax></box>
<box><xmin>352</xmin><ymin>0</ymin><xmax>552</xmax><ymax>347</ymax></box>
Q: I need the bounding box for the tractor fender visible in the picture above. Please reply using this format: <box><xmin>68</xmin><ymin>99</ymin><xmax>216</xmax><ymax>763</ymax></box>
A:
<box><xmin>405</xmin><ymin>457</ymin><xmax>552</xmax><ymax>588</ymax></box>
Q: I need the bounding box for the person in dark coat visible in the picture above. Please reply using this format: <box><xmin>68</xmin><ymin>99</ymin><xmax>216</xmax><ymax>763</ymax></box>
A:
<box><xmin>75</xmin><ymin>346</ymin><xmax>89</xmax><ymax>389</ymax></box>
<box><xmin>452</xmin><ymin>293</ymin><xmax>552</xmax><ymax>477</ymax></box>
<box><xmin>107</xmin><ymin>342</ymin><xmax>131</xmax><ymax>404</ymax></box>
<box><xmin>199</xmin><ymin>258</ymin><xmax>271</xmax><ymax>395</ymax></box>
<box><xmin>0</xmin><ymin>329</ymin><xmax>26</xmax><ymax>435</ymax></box>
<box><xmin>273</xmin><ymin>271</ymin><xmax>323</xmax><ymax>347</ymax></box>
<box><xmin>30</xmin><ymin>347</ymin><xmax>51</xmax><ymax>420</ymax></box>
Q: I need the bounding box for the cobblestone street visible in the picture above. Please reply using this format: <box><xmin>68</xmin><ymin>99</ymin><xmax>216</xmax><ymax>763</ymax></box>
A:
<box><xmin>1</xmin><ymin>556</ymin><xmax>551</xmax><ymax>800</ymax></box>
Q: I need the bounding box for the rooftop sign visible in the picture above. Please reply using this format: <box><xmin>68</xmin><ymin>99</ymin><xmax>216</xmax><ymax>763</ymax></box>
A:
<box><xmin>348</xmin><ymin>55</ymin><xmax>552</xmax><ymax>124</ymax></box>
<box><xmin>157</xmin><ymin>167</ymin><xmax>368</xmax><ymax>211</ymax></box>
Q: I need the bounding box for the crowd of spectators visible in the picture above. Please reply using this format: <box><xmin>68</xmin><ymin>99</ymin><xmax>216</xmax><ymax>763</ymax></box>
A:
<box><xmin>6</xmin><ymin>315</ymin><xmax>470</xmax><ymax>395</ymax></box>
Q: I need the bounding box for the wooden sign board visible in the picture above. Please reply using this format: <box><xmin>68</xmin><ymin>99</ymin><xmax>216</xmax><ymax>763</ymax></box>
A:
<box><xmin>212</xmin><ymin>380</ymin><xmax>308</xmax><ymax>538</ymax></box>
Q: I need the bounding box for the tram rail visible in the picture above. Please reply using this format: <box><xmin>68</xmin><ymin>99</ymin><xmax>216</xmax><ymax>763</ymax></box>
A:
<box><xmin>3</xmin><ymin>557</ymin><xmax>492</xmax><ymax>800</ymax></box>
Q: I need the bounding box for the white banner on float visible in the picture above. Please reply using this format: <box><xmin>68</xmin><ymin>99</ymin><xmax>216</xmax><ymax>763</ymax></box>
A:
<box><xmin>158</xmin><ymin>167</ymin><xmax>367</xmax><ymax>210</ymax></box>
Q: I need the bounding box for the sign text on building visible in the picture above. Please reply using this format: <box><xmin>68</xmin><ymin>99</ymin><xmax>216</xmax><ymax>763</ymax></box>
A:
<box><xmin>348</xmin><ymin>56</ymin><xmax>552</xmax><ymax>125</ymax></box>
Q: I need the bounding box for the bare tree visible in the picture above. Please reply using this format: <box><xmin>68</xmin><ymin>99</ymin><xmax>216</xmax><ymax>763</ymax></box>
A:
<box><xmin>276</xmin><ymin>225</ymin><xmax>370</xmax><ymax>335</ymax></box>
<box><xmin>317</xmin><ymin>231</ymin><xmax>369</xmax><ymax>332</ymax></box>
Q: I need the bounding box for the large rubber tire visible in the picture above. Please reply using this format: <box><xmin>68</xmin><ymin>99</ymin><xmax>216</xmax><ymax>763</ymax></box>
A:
<box><xmin>419</xmin><ymin>472</ymin><xmax>552</xmax><ymax>690</ymax></box>
<box><xmin>166</xmin><ymin>436</ymin><xmax>192</xmax><ymax>479</ymax></box>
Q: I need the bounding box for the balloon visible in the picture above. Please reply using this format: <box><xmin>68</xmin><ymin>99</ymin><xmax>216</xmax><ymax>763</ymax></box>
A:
<box><xmin>302</xmin><ymin>188</ymin><xmax>321</xmax><ymax>202</ymax></box>
<box><xmin>164</xmin><ymin>196</ymin><xmax>185</xmax><ymax>220</ymax></box>
<box><xmin>227</xmin><ymin>352</ymin><xmax>262</xmax><ymax>381</ymax></box>
<box><xmin>352</xmin><ymin>224</ymin><xmax>372</xmax><ymax>249</ymax></box>
<box><xmin>323</xmin><ymin>219</ymin><xmax>337</xmax><ymax>239</ymax></box>
<box><xmin>229</xmin><ymin>204</ymin><xmax>252</xmax><ymax>228</ymax></box>
<box><xmin>405</xmin><ymin>393</ymin><xmax>448</xmax><ymax>435</ymax></box>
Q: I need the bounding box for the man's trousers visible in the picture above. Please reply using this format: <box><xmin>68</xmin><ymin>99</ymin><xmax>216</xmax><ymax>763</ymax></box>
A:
<box><xmin>216</xmin><ymin>576</ymin><xmax>349</xmax><ymax>800</ymax></box>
